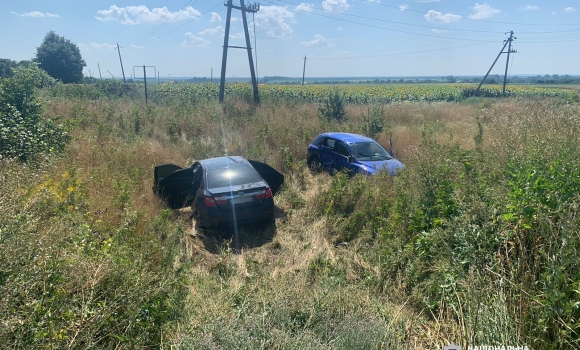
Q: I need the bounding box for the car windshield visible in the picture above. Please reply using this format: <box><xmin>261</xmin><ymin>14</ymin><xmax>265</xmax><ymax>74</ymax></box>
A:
<box><xmin>206</xmin><ymin>165</ymin><xmax>263</xmax><ymax>189</ymax></box>
<box><xmin>350</xmin><ymin>142</ymin><xmax>392</xmax><ymax>161</ymax></box>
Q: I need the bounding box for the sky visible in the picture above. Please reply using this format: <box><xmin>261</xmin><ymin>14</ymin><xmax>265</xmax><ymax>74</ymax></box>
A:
<box><xmin>1</xmin><ymin>0</ymin><xmax>579</xmax><ymax>78</ymax></box>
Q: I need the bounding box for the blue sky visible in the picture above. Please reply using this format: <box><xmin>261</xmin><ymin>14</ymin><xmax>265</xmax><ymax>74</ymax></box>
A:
<box><xmin>1</xmin><ymin>0</ymin><xmax>579</xmax><ymax>78</ymax></box>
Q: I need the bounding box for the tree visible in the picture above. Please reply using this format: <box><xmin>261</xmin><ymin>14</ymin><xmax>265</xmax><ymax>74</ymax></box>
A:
<box><xmin>34</xmin><ymin>31</ymin><xmax>86</xmax><ymax>83</ymax></box>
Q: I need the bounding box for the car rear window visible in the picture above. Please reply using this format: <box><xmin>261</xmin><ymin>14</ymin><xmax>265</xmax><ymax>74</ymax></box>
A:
<box><xmin>206</xmin><ymin>165</ymin><xmax>263</xmax><ymax>189</ymax></box>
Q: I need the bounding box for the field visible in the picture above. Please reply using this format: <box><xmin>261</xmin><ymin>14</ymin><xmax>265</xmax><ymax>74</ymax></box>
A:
<box><xmin>2</xmin><ymin>78</ymin><xmax>580</xmax><ymax>349</ymax></box>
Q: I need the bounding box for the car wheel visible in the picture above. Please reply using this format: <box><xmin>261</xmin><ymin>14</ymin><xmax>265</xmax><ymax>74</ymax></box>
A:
<box><xmin>308</xmin><ymin>158</ymin><xmax>322</xmax><ymax>173</ymax></box>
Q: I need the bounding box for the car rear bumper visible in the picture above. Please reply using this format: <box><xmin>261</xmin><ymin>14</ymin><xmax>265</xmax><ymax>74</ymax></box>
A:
<box><xmin>198</xmin><ymin>200</ymin><xmax>275</xmax><ymax>228</ymax></box>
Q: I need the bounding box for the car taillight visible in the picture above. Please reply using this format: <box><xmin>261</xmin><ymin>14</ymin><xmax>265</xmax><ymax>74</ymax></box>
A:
<box><xmin>205</xmin><ymin>196</ymin><xmax>227</xmax><ymax>207</ymax></box>
<box><xmin>204</xmin><ymin>197</ymin><xmax>217</xmax><ymax>207</ymax></box>
<box><xmin>255</xmin><ymin>188</ymin><xmax>273</xmax><ymax>200</ymax></box>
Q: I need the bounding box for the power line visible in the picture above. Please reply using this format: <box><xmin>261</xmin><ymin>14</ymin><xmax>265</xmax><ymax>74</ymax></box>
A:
<box><xmin>267</xmin><ymin>0</ymin><xmax>500</xmax><ymax>43</ymax></box>
<box><xmin>131</xmin><ymin>1</ymin><xmax>223</xmax><ymax>46</ymax></box>
<box><xmin>119</xmin><ymin>0</ymin><xmax>200</xmax><ymax>45</ymax></box>
<box><xmin>360</xmin><ymin>0</ymin><xmax>580</xmax><ymax>26</ymax></box>
<box><xmin>308</xmin><ymin>41</ymin><xmax>497</xmax><ymax>61</ymax></box>
<box><xmin>274</xmin><ymin>0</ymin><xmax>503</xmax><ymax>34</ymax></box>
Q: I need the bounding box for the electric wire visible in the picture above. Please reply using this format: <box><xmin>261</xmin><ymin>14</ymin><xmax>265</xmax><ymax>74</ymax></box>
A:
<box><xmin>118</xmin><ymin>0</ymin><xmax>200</xmax><ymax>45</ymax></box>
<box><xmin>131</xmin><ymin>1</ymin><xmax>223</xmax><ymax>46</ymax></box>
<box><xmin>360</xmin><ymin>0</ymin><xmax>580</xmax><ymax>26</ymax></box>
<box><xmin>266</xmin><ymin>0</ymin><xmax>503</xmax><ymax>43</ymax></box>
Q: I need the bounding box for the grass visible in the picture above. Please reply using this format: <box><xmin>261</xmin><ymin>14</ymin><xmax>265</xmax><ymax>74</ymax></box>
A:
<box><xmin>1</xmin><ymin>89</ymin><xmax>580</xmax><ymax>349</ymax></box>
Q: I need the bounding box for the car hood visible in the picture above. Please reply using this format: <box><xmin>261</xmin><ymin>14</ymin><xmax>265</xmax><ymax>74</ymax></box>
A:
<box><xmin>357</xmin><ymin>158</ymin><xmax>405</xmax><ymax>175</ymax></box>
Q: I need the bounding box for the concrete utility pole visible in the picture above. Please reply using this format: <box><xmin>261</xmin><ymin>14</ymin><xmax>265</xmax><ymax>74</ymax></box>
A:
<box><xmin>503</xmin><ymin>31</ymin><xmax>517</xmax><ymax>96</ymax></box>
<box><xmin>116</xmin><ymin>43</ymin><xmax>126</xmax><ymax>83</ymax></box>
<box><xmin>211</xmin><ymin>67</ymin><xmax>213</xmax><ymax>83</ymax></box>
<box><xmin>97</xmin><ymin>63</ymin><xmax>102</xmax><ymax>80</ymax></box>
<box><xmin>302</xmin><ymin>55</ymin><xmax>307</xmax><ymax>86</ymax></box>
<box><xmin>219</xmin><ymin>0</ymin><xmax>260</xmax><ymax>104</ymax></box>
<box><xmin>133</xmin><ymin>65</ymin><xmax>156</xmax><ymax>106</ymax></box>
<box><xmin>476</xmin><ymin>31</ymin><xmax>516</xmax><ymax>96</ymax></box>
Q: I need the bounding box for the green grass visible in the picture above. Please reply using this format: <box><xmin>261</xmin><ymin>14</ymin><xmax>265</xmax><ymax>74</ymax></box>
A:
<box><xmin>1</xmin><ymin>87</ymin><xmax>580</xmax><ymax>349</ymax></box>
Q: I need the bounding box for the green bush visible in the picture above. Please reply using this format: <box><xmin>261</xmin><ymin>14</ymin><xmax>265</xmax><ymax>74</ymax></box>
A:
<box><xmin>318</xmin><ymin>89</ymin><xmax>347</xmax><ymax>123</ymax></box>
<box><xmin>0</xmin><ymin>64</ymin><xmax>69</xmax><ymax>161</ymax></box>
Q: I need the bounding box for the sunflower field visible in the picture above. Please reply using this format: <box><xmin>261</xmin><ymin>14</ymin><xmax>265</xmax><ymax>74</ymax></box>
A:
<box><xmin>156</xmin><ymin>82</ymin><xmax>578</xmax><ymax>103</ymax></box>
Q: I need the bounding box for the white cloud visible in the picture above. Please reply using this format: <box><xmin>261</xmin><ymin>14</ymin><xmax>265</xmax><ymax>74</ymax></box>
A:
<box><xmin>469</xmin><ymin>2</ymin><xmax>501</xmax><ymax>20</ymax></box>
<box><xmin>431</xmin><ymin>28</ymin><xmax>446</xmax><ymax>33</ymax></box>
<box><xmin>300</xmin><ymin>34</ymin><xmax>334</xmax><ymax>47</ymax></box>
<box><xmin>367</xmin><ymin>0</ymin><xmax>381</xmax><ymax>3</ymax></box>
<box><xmin>295</xmin><ymin>3</ymin><xmax>314</xmax><ymax>12</ymax></box>
<box><xmin>210</xmin><ymin>12</ymin><xmax>222</xmax><ymax>22</ymax></box>
<box><xmin>90</xmin><ymin>42</ymin><xmax>116</xmax><ymax>50</ymax></box>
<box><xmin>322</xmin><ymin>0</ymin><xmax>351</xmax><ymax>13</ymax></box>
<box><xmin>254</xmin><ymin>5</ymin><xmax>296</xmax><ymax>39</ymax></box>
<box><xmin>552</xmin><ymin>11</ymin><xmax>557</xmax><ymax>15</ymax></box>
<box><xmin>519</xmin><ymin>5</ymin><xmax>538</xmax><ymax>11</ymax></box>
<box><xmin>337</xmin><ymin>26</ymin><xmax>343</xmax><ymax>31</ymax></box>
<box><xmin>183</xmin><ymin>33</ymin><xmax>210</xmax><ymax>46</ymax></box>
<box><xmin>417</xmin><ymin>0</ymin><xmax>440</xmax><ymax>2</ymax></box>
<box><xmin>198</xmin><ymin>26</ymin><xmax>224</xmax><ymax>36</ymax></box>
<box><xmin>564</xmin><ymin>7</ymin><xmax>576</xmax><ymax>13</ymax></box>
<box><xmin>424</xmin><ymin>10</ymin><xmax>462</xmax><ymax>23</ymax></box>
<box><xmin>399</xmin><ymin>4</ymin><xmax>408</xmax><ymax>11</ymax></box>
<box><xmin>78</xmin><ymin>42</ymin><xmax>143</xmax><ymax>51</ymax></box>
<box><xmin>96</xmin><ymin>5</ymin><xmax>201</xmax><ymax>25</ymax></box>
<box><xmin>10</xmin><ymin>11</ymin><xmax>59</xmax><ymax>18</ymax></box>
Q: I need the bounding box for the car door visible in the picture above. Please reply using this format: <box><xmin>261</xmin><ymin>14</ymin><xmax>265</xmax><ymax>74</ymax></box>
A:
<box><xmin>332</xmin><ymin>141</ymin><xmax>352</xmax><ymax>173</ymax></box>
<box><xmin>319</xmin><ymin>138</ymin><xmax>336</xmax><ymax>172</ymax></box>
<box><xmin>153</xmin><ymin>163</ymin><xmax>202</xmax><ymax>209</ymax></box>
<box><xmin>248</xmin><ymin>160</ymin><xmax>285</xmax><ymax>196</ymax></box>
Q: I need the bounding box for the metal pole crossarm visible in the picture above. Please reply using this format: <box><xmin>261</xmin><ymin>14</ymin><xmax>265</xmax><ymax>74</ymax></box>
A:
<box><xmin>226</xmin><ymin>45</ymin><xmax>250</xmax><ymax>49</ymax></box>
<box><xmin>229</xmin><ymin>3</ymin><xmax>260</xmax><ymax>12</ymax></box>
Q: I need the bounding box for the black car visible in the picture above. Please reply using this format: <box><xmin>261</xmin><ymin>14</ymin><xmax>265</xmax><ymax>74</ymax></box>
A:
<box><xmin>153</xmin><ymin>156</ymin><xmax>284</xmax><ymax>228</ymax></box>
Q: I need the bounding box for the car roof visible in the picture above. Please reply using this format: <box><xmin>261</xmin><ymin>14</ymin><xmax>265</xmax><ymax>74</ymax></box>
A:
<box><xmin>199</xmin><ymin>156</ymin><xmax>250</xmax><ymax>170</ymax></box>
<box><xmin>318</xmin><ymin>132</ymin><xmax>376</xmax><ymax>143</ymax></box>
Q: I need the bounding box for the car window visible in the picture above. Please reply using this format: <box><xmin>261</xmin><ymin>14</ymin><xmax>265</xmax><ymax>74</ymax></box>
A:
<box><xmin>313</xmin><ymin>135</ymin><xmax>325</xmax><ymax>146</ymax></box>
<box><xmin>350</xmin><ymin>142</ymin><xmax>392</xmax><ymax>160</ymax></box>
<box><xmin>206</xmin><ymin>165</ymin><xmax>263</xmax><ymax>189</ymax></box>
<box><xmin>334</xmin><ymin>141</ymin><xmax>350</xmax><ymax>157</ymax></box>
<box><xmin>323</xmin><ymin>138</ymin><xmax>336</xmax><ymax>148</ymax></box>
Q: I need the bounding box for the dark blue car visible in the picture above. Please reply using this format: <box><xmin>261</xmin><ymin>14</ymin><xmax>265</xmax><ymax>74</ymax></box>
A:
<box><xmin>307</xmin><ymin>132</ymin><xmax>404</xmax><ymax>176</ymax></box>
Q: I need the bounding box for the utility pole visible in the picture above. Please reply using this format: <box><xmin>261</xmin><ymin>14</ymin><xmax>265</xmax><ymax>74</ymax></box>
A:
<box><xmin>211</xmin><ymin>67</ymin><xmax>213</xmax><ymax>83</ymax></box>
<box><xmin>116</xmin><ymin>43</ymin><xmax>126</xmax><ymax>83</ymax></box>
<box><xmin>302</xmin><ymin>55</ymin><xmax>307</xmax><ymax>86</ymax></box>
<box><xmin>219</xmin><ymin>0</ymin><xmax>260</xmax><ymax>104</ymax></box>
<box><xmin>503</xmin><ymin>31</ymin><xmax>517</xmax><ymax>96</ymax></box>
<box><xmin>143</xmin><ymin>65</ymin><xmax>148</xmax><ymax>106</ymax></box>
<box><xmin>133</xmin><ymin>65</ymin><xmax>156</xmax><ymax>106</ymax></box>
<box><xmin>476</xmin><ymin>31</ymin><xmax>516</xmax><ymax>95</ymax></box>
<box><xmin>97</xmin><ymin>63</ymin><xmax>102</xmax><ymax>80</ymax></box>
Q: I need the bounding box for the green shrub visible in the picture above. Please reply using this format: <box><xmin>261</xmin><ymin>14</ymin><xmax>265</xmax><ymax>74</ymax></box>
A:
<box><xmin>0</xmin><ymin>64</ymin><xmax>69</xmax><ymax>161</ymax></box>
<box><xmin>318</xmin><ymin>89</ymin><xmax>347</xmax><ymax>123</ymax></box>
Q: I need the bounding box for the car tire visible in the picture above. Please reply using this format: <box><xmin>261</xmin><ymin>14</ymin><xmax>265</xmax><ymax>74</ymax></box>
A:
<box><xmin>308</xmin><ymin>158</ymin><xmax>322</xmax><ymax>174</ymax></box>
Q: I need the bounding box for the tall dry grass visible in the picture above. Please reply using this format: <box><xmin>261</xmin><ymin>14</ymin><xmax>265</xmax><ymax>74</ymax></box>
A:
<box><xmin>2</xmin><ymin>92</ymin><xmax>579</xmax><ymax>348</ymax></box>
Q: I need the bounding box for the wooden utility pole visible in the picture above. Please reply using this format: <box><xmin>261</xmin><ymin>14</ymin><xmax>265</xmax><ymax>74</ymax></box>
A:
<box><xmin>116</xmin><ymin>43</ymin><xmax>126</xmax><ymax>83</ymax></box>
<box><xmin>476</xmin><ymin>31</ymin><xmax>516</xmax><ymax>95</ymax></box>
<box><xmin>302</xmin><ymin>56</ymin><xmax>307</xmax><ymax>86</ymax></box>
<box><xmin>219</xmin><ymin>0</ymin><xmax>260</xmax><ymax>104</ymax></box>
<box><xmin>97</xmin><ymin>63</ymin><xmax>102</xmax><ymax>80</ymax></box>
